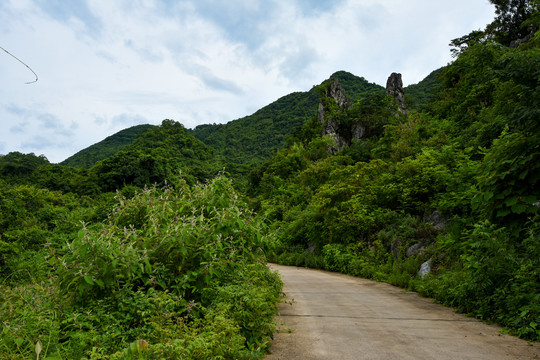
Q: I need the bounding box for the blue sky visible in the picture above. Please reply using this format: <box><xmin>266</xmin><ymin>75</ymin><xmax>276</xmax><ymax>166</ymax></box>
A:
<box><xmin>1</xmin><ymin>0</ymin><xmax>495</xmax><ymax>163</ymax></box>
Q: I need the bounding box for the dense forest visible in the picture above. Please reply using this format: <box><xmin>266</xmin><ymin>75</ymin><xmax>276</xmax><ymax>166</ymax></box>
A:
<box><xmin>0</xmin><ymin>0</ymin><xmax>539</xmax><ymax>358</ymax></box>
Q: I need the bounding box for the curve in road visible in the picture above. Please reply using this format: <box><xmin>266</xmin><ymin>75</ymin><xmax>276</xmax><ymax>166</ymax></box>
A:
<box><xmin>266</xmin><ymin>264</ymin><xmax>539</xmax><ymax>360</ymax></box>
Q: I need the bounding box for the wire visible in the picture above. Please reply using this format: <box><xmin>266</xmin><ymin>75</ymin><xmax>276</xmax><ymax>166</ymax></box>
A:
<box><xmin>1</xmin><ymin>45</ymin><xmax>38</xmax><ymax>84</ymax></box>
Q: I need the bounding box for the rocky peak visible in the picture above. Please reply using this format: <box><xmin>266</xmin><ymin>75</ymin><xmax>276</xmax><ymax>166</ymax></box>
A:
<box><xmin>327</xmin><ymin>77</ymin><xmax>351</xmax><ymax>108</ymax></box>
<box><xmin>318</xmin><ymin>77</ymin><xmax>358</xmax><ymax>154</ymax></box>
<box><xmin>386</xmin><ymin>72</ymin><xmax>406</xmax><ymax>113</ymax></box>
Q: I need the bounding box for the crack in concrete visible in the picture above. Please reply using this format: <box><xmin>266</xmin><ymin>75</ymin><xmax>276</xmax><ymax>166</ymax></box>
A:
<box><xmin>280</xmin><ymin>314</ymin><xmax>479</xmax><ymax>322</ymax></box>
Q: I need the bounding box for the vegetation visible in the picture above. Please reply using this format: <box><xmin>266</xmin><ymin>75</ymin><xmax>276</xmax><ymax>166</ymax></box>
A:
<box><xmin>0</xmin><ymin>1</ymin><xmax>538</xmax><ymax>357</ymax></box>
<box><xmin>1</xmin><ymin>176</ymin><xmax>282</xmax><ymax>359</ymax></box>
<box><xmin>90</xmin><ymin>120</ymin><xmax>218</xmax><ymax>192</ymax></box>
<box><xmin>61</xmin><ymin>125</ymin><xmax>155</xmax><ymax>169</ymax></box>
<box><xmin>403</xmin><ymin>68</ymin><xmax>443</xmax><ymax>110</ymax></box>
<box><xmin>191</xmin><ymin>71</ymin><xmax>384</xmax><ymax>186</ymax></box>
<box><xmin>249</xmin><ymin>0</ymin><xmax>539</xmax><ymax>341</ymax></box>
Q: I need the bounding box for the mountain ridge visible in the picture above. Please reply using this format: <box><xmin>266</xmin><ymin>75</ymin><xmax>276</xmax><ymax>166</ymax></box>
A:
<box><xmin>61</xmin><ymin>70</ymin><xmax>430</xmax><ymax>171</ymax></box>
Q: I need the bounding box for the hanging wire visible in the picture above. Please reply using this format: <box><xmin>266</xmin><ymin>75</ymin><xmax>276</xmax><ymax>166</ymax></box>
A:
<box><xmin>1</xmin><ymin>45</ymin><xmax>38</xmax><ymax>84</ymax></box>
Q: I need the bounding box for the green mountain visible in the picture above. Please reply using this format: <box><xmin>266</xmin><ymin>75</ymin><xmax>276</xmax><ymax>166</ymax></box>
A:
<box><xmin>192</xmin><ymin>71</ymin><xmax>384</xmax><ymax>178</ymax></box>
<box><xmin>90</xmin><ymin>120</ymin><xmax>216</xmax><ymax>192</ymax></box>
<box><xmin>2</xmin><ymin>2</ymin><xmax>539</xmax><ymax>350</ymax></box>
<box><xmin>403</xmin><ymin>68</ymin><xmax>443</xmax><ymax>110</ymax></box>
<box><xmin>60</xmin><ymin>124</ymin><xmax>155</xmax><ymax>168</ymax></box>
<box><xmin>250</xmin><ymin>8</ymin><xmax>539</xmax><ymax>341</ymax></box>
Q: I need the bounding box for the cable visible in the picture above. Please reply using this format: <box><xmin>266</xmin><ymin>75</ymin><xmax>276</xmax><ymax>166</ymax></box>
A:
<box><xmin>1</xmin><ymin>45</ymin><xmax>38</xmax><ymax>84</ymax></box>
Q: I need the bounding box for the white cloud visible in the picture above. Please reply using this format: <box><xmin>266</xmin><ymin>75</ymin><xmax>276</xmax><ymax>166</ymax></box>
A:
<box><xmin>0</xmin><ymin>0</ymin><xmax>495</xmax><ymax>163</ymax></box>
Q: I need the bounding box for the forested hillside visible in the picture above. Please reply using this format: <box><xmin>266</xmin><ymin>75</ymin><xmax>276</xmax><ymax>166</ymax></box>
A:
<box><xmin>191</xmin><ymin>71</ymin><xmax>383</xmax><ymax>181</ymax></box>
<box><xmin>61</xmin><ymin>124</ymin><xmax>155</xmax><ymax>169</ymax></box>
<box><xmin>403</xmin><ymin>68</ymin><xmax>443</xmax><ymax>110</ymax></box>
<box><xmin>0</xmin><ymin>121</ymin><xmax>282</xmax><ymax>358</ymax></box>
<box><xmin>0</xmin><ymin>1</ymin><xmax>538</xmax><ymax>357</ymax></box>
<box><xmin>251</xmin><ymin>0</ymin><xmax>539</xmax><ymax>341</ymax></box>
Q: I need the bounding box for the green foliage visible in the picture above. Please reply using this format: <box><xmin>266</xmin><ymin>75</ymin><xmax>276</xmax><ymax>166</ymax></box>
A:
<box><xmin>61</xmin><ymin>124</ymin><xmax>155</xmax><ymax>169</ymax></box>
<box><xmin>327</xmin><ymin>71</ymin><xmax>385</xmax><ymax>101</ymax></box>
<box><xmin>473</xmin><ymin>130</ymin><xmax>539</xmax><ymax>232</ymax></box>
<box><xmin>1</xmin><ymin>3</ymin><xmax>538</xmax><ymax>349</ymax></box>
<box><xmin>0</xmin><ymin>152</ymin><xmax>48</xmax><ymax>178</ymax></box>
<box><xmin>1</xmin><ymin>176</ymin><xmax>283</xmax><ymax>358</ymax></box>
<box><xmin>0</xmin><ymin>184</ymin><xmax>93</xmax><ymax>282</ymax></box>
<box><xmin>91</xmin><ymin>120</ymin><xmax>216</xmax><ymax>192</ymax></box>
<box><xmin>56</xmin><ymin>176</ymin><xmax>273</xmax><ymax>304</ymax></box>
<box><xmin>403</xmin><ymin>68</ymin><xmax>443</xmax><ymax>110</ymax></box>
<box><xmin>254</xmin><ymin>9</ymin><xmax>539</xmax><ymax>341</ymax></box>
<box><xmin>486</xmin><ymin>0</ymin><xmax>539</xmax><ymax>46</ymax></box>
<box><xmin>0</xmin><ymin>152</ymin><xmax>99</xmax><ymax>196</ymax></box>
<box><xmin>192</xmin><ymin>90</ymin><xmax>320</xmax><ymax>183</ymax></box>
<box><xmin>192</xmin><ymin>71</ymin><xmax>384</xmax><ymax>186</ymax></box>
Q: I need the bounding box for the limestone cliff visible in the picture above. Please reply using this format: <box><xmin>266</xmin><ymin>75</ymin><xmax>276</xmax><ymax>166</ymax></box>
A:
<box><xmin>318</xmin><ymin>72</ymin><xmax>406</xmax><ymax>154</ymax></box>
<box><xmin>318</xmin><ymin>77</ymin><xmax>363</xmax><ymax>154</ymax></box>
<box><xmin>386</xmin><ymin>72</ymin><xmax>407</xmax><ymax>114</ymax></box>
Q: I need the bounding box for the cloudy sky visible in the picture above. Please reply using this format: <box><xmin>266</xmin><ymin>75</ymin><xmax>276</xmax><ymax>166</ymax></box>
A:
<box><xmin>1</xmin><ymin>0</ymin><xmax>495</xmax><ymax>163</ymax></box>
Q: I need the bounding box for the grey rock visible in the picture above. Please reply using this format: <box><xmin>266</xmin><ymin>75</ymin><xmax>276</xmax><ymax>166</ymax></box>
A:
<box><xmin>391</xmin><ymin>237</ymin><xmax>402</xmax><ymax>259</ymax></box>
<box><xmin>386</xmin><ymin>72</ymin><xmax>406</xmax><ymax>114</ymax></box>
<box><xmin>425</xmin><ymin>210</ymin><xmax>447</xmax><ymax>231</ymax></box>
<box><xmin>327</xmin><ymin>77</ymin><xmax>351</xmax><ymax>108</ymax></box>
<box><xmin>406</xmin><ymin>242</ymin><xmax>425</xmax><ymax>258</ymax></box>
<box><xmin>418</xmin><ymin>259</ymin><xmax>432</xmax><ymax>279</ymax></box>
<box><xmin>318</xmin><ymin>77</ymin><xmax>363</xmax><ymax>154</ymax></box>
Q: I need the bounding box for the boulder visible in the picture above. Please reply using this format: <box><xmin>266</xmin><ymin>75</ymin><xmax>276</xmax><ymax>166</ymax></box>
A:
<box><xmin>406</xmin><ymin>242</ymin><xmax>425</xmax><ymax>258</ymax></box>
<box><xmin>425</xmin><ymin>210</ymin><xmax>447</xmax><ymax>231</ymax></box>
<box><xmin>418</xmin><ymin>259</ymin><xmax>432</xmax><ymax>279</ymax></box>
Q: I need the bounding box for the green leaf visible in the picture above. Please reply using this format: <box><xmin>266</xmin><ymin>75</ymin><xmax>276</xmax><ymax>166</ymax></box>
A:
<box><xmin>14</xmin><ymin>337</ymin><xmax>23</xmax><ymax>348</ymax></box>
<box><xmin>522</xmin><ymin>196</ymin><xmax>537</xmax><ymax>204</ymax></box>
<box><xmin>496</xmin><ymin>208</ymin><xmax>511</xmax><ymax>217</ymax></box>
<box><xmin>511</xmin><ymin>203</ymin><xmax>527</xmax><ymax>214</ymax></box>
<box><xmin>83</xmin><ymin>275</ymin><xmax>94</xmax><ymax>285</ymax></box>
<box><xmin>504</xmin><ymin>196</ymin><xmax>519</xmax><ymax>207</ymax></box>
<box><xmin>518</xmin><ymin>169</ymin><xmax>528</xmax><ymax>180</ymax></box>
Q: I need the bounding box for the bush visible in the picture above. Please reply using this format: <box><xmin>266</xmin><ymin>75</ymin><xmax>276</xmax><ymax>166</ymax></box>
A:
<box><xmin>2</xmin><ymin>176</ymin><xmax>284</xmax><ymax>358</ymax></box>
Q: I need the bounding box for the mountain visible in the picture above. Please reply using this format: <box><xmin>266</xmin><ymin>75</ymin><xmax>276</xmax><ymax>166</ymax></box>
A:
<box><xmin>90</xmin><ymin>120</ymin><xmax>215</xmax><ymax>192</ymax></box>
<box><xmin>59</xmin><ymin>70</ymin><xmax>429</xmax><ymax>178</ymax></box>
<box><xmin>403</xmin><ymin>68</ymin><xmax>443</xmax><ymax>110</ymax></box>
<box><xmin>192</xmin><ymin>71</ymin><xmax>384</xmax><ymax>177</ymax></box>
<box><xmin>60</xmin><ymin>124</ymin><xmax>155</xmax><ymax>168</ymax></box>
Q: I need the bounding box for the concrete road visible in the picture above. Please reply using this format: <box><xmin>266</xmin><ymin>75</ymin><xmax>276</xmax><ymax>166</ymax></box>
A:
<box><xmin>266</xmin><ymin>264</ymin><xmax>539</xmax><ymax>360</ymax></box>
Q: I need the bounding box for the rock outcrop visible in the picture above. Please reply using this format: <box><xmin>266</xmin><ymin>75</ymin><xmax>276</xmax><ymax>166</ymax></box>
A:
<box><xmin>318</xmin><ymin>77</ymin><xmax>363</xmax><ymax>154</ymax></box>
<box><xmin>406</xmin><ymin>242</ymin><xmax>425</xmax><ymax>258</ymax></box>
<box><xmin>386</xmin><ymin>72</ymin><xmax>407</xmax><ymax>114</ymax></box>
<box><xmin>318</xmin><ymin>72</ymin><xmax>407</xmax><ymax>153</ymax></box>
<box><xmin>418</xmin><ymin>259</ymin><xmax>432</xmax><ymax>279</ymax></box>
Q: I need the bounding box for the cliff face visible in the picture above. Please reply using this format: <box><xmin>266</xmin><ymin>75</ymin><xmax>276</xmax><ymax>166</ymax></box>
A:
<box><xmin>386</xmin><ymin>72</ymin><xmax>407</xmax><ymax>114</ymax></box>
<box><xmin>317</xmin><ymin>77</ymin><xmax>358</xmax><ymax>154</ymax></box>
<box><xmin>318</xmin><ymin>73</ymin><xmax>407</xmax><ymax>154</ymax></box>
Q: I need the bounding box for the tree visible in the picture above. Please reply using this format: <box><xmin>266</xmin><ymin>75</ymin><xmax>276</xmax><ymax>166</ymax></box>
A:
<box><xmin>450</xmin><ymin>0</ymin><xmax>539</xmax><ymax>54</ymax></box>
<box><xmin>487</xmin><ymin>0</ymin><xmax>539</xmax><ymax>46</ymax></box>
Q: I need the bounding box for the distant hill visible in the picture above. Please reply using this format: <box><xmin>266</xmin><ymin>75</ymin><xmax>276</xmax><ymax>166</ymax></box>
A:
<box><xmin>90</xmin><ymin>120</ymin><xmax>215</xmax><ymax>192</ymax></box>
<box><xmin>192</xmin><ymin>71</ymin><xmax>384</xmax><ymax>177</ymax></box>
<box><xmin>58</xmin><ymin>70</ymin><xmax>435</xmax><ymax>177</ymax></box>
<box><xmin>60</xmin><ymin>124</ymin><xmax>155</xmax><ymax>168</ymax></box>
<box><xmin>403</xmin><ymin>68</ymin><xmax>443</xmax><ymax>110</ymax></box>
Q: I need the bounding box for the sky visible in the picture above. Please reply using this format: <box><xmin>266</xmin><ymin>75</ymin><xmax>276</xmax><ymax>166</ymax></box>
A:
<box><xmin>1</xmin><ymin>0</ymin><xmax>495</xmax><ymax>163</ymax></box>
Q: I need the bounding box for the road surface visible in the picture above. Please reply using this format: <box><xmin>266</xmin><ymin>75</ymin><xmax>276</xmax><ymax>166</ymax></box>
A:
<box><xmin>266</xmin><ymin>264</ymin><xmax>539</xmax><ymax>360</ymax></box>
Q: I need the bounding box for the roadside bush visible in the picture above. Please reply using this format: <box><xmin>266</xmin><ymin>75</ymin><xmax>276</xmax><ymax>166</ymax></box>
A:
<box><xmin>2</xmin><ymin>176</ymin><xmax>283</xmax><ymax>358</ymax></box>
